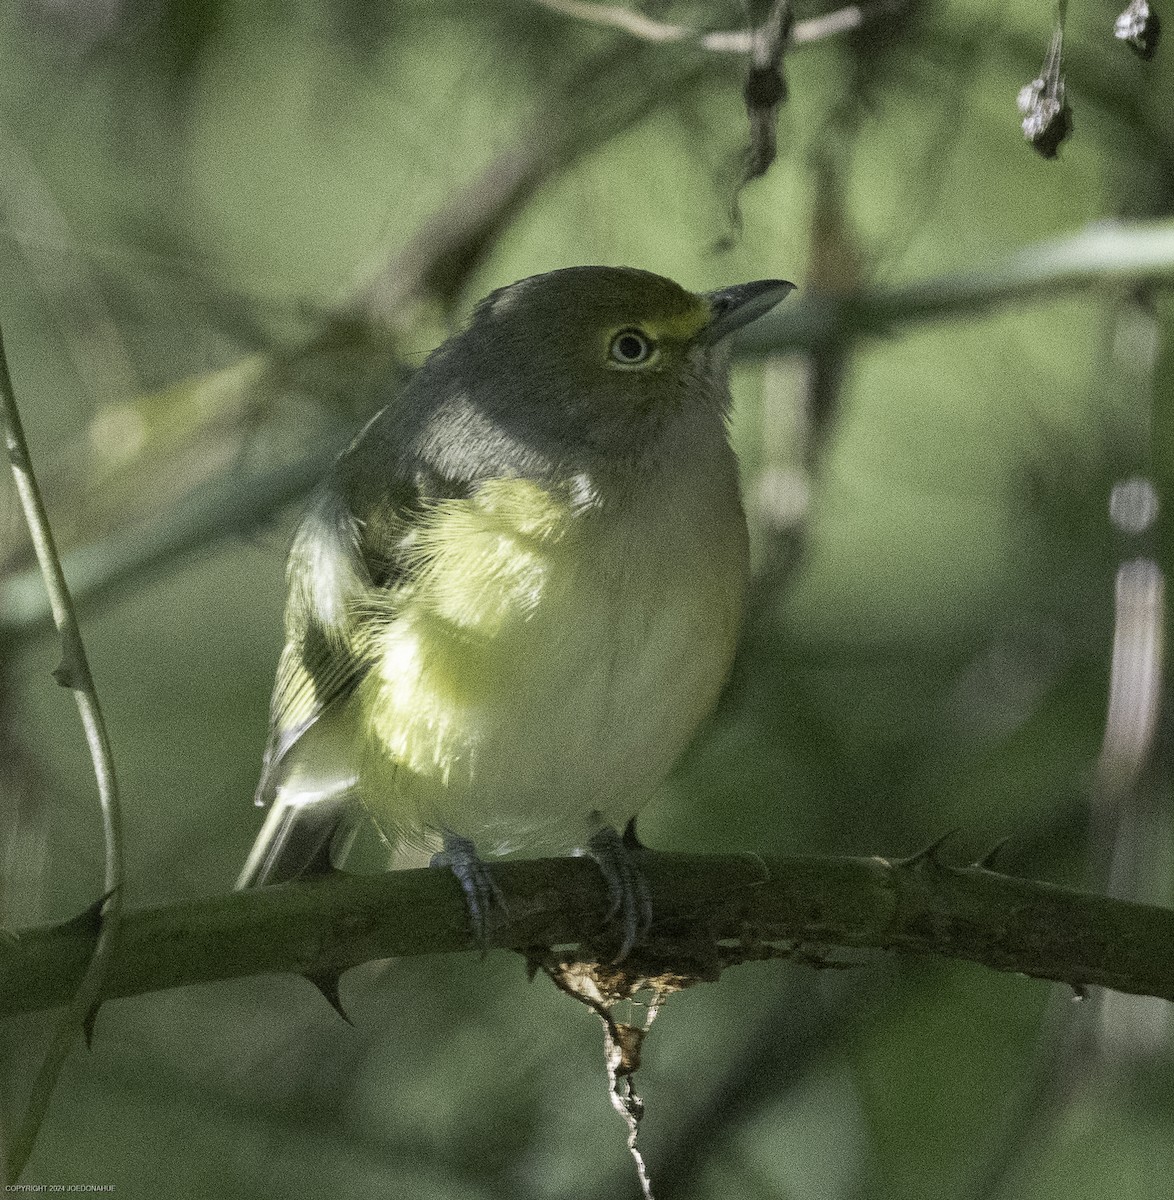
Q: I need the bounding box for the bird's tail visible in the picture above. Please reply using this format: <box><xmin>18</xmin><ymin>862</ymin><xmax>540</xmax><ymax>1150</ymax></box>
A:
<box><xmin>235</xmin><ymin>780</ymin><xmax>358</xmax><ymax>889</ymax></box>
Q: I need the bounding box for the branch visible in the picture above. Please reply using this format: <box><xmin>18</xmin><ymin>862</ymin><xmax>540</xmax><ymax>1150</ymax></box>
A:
<box><xmin>0</xmin><ymin>326</ymin><xmax>124</xmax><ymax>1180</ymax></box>
<box><xmin>4</xmin><ymin>851</ymin><xmax>1174</xmax><ymax>1021</ymax></box>
<box><xmin>739</xmin><ymin>218</ymin><xmax>1174</xmax><ymax>355</ymax></box>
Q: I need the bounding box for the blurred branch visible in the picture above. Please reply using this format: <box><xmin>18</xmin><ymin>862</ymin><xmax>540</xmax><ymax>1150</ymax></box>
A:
<box><xmin>739</xmin><ymin>218</ymin><xmax>1174</xmax><ymax>354</ymax></box>
<box><xmin>0</xmin><ymin>432</ymin><xmax>351</xmax><ymax>633</ymax></box>
<box><xmin>5</xmin><ymin>849</ymin><xmax>1174</xmax><ymax>1021</ymax></box>
<box><xmin>729</xmin><ymin>150</ymin><xmax>858</xmax><ymax>707</ymax></box>
<box><xmin>0</xmin><ymin>326</ymin><xmax>123</xmax><ymax>1182</ymax></box>
<box><xmin>0</xmin><ymin>124</ymin><xmax>138</xmax><ymax>409</ymax></box>
<box><xmin>351</xmin><ymin>39</ymin><xmax>722</xmax><ymax>323</ymax></box>
<box><xmin>530</xmin><ymin>0</ymin><xmax>879</xmax><ymax>51</ymax></box>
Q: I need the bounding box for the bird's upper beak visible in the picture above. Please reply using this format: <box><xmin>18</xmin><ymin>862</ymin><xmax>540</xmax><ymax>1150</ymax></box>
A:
<box><xmin>701</xmin><ymin>279</ymin><xmax>795</xmax><ymax>343</ymax></box>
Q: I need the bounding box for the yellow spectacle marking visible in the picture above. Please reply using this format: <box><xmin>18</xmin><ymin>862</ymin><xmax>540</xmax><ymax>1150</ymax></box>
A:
<box><xmin>642</xmin><ymin>298</ymin><xmax>711</xmax><ymax>342</ymax></box>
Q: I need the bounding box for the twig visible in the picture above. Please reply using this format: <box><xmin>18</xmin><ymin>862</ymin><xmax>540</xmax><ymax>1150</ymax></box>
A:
<box><xmin>542</xmin><ymin>962</ymin><xmax>666</xmax><ymax>1200</ymax></box>
<box><xmin>0</xmin><ymin>326</ymin><xmax>124</xmax><ymax>1181</ymax></box>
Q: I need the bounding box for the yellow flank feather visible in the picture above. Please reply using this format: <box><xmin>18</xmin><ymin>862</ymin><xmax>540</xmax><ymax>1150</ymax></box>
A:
<box><xmin>354</xmin><ymin>471</ymin><xmax>748</xmax><ymax>855</ymax></box>
<box><xmin>408</xmin><ymin>477</ymin><xmax>567</xmax><ymax>632</ymax></box>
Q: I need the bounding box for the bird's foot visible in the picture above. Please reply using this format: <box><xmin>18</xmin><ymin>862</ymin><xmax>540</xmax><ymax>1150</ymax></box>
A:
<box><xmin>587</xmin><ymin>820</ymin><xmax>652</xmax><ymax>962</ymax></box>
<box><xmin>431</xmin><ymin>833</ymin><xmax>504</xmax><ymax>951</ymax></box>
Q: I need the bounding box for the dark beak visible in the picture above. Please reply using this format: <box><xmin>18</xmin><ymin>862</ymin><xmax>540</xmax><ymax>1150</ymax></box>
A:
<box><xmin>701</xmin><ymin>279</ymin><xmax>795</xmax><ymax>343</ymax></box>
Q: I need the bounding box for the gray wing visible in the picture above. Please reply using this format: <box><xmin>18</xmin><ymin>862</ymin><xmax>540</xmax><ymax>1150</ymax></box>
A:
<box><xmin>238</xmin><ymin>482</ymin><xmax>375</xmax><ymax>888</ymax></box>
<box><xmin>252</xmin><ymin>483</ymin><xmax>374</xmax><ymax>810</ymax></box>
<box><xmin>238</xmin><ymin>440</ymin><xmax>469</xmax><ymax>888</ymax></box>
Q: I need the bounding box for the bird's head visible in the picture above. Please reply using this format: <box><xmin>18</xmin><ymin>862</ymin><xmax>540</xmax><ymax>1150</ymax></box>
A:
<box><xmin>403</xmin><ymin>266</ymin><xmax>794</xmax><ymax>485</ymax></box>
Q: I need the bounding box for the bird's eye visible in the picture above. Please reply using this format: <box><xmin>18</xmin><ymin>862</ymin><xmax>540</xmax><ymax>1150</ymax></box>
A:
<box><xmin>608</xmin><ymin>328</ymin><xmax>655</xmax><ymax>366</ymax></box>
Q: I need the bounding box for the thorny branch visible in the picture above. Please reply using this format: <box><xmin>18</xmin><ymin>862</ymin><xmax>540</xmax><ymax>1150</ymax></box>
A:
<box><xmin>4</xmin><ymin>849</ymin><xmax>1174</xmax><ymax>1022</ymax></box>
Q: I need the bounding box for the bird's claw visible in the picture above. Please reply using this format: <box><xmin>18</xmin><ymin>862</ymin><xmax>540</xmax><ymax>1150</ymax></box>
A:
<box><xmin>431</xmin><ymin>833</ymin><xmax>504</xmax><ymax>951</ymax></box>
<box><xmin>587</xmin><ymin>822</ymin><xmax>652</xmax><ymax>962</ymax></box>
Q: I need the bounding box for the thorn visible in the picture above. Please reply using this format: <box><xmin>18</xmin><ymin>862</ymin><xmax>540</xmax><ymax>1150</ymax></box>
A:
<box><xmin>59</xmin><ymin>897</ymin><xmax>105</xmax><ymax>937</ymax></box>
<box><xmin>83</xmin><ymin>1002</ymin><xmax>101</xmax><ymax>1048</ymax></box>
<box><xmin>622</xmin><ymin>817</ymin><xmax>646</xmax><ymax>852</ymax></box>
<box><xmin>973</xmin><ymin>836</ymin><xmax>1012</xmax><ymax>871</ymax></box>
<box><xmin>897</xmin><ymin>828</ymin><xmax>961</xmax><ymax>870</ymax></box>
<box><xmin>1071</xmin><ymin>982</ymin><xmax>1089</xmax><ymax>1003</ymax></box>
<box><xmin>51</xmin><ymin>660</ymin><xmax>75</xmax><ymax>689</ymax></box>
<box><xmin>58</xmin><ymin>886</ymin><xmax>119</xmax><ymax>937</ymax></box>
<box><xmin>304</xmin><ymin>971</ymin><xmax>352</xmax><ymax>1024</ymax></box>
<box><xmin>738</xmin><ymin>851</ymin><xmax>772</xmax><ymax>884</ymax></box>
<box><xmin>523</xmin><ymin>949</ymin><xmax>548</xmax><ymax>982</ymax></box>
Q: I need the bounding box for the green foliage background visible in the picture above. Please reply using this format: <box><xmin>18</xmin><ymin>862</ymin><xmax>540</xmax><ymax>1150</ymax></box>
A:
<box><xmin>1</xmin><ymin>0</ymin><xmax>1172</xmax><ymax>1196</ymax></box>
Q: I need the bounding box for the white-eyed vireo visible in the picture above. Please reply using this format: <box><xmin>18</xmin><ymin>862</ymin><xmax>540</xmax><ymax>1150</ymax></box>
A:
<box><xmin>237</xmin><ymin>266</ymin><xmax>793</xmax><ymax>954</ymax></box>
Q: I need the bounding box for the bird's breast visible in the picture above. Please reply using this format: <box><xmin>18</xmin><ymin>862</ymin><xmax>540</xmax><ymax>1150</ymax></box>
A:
<box><xmin>355</xmin><ymin>468</ymin><xmax>749</xmax><ymax>853</ymax></box>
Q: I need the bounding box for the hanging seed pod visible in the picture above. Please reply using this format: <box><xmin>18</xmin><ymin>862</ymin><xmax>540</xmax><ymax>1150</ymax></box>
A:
<box><xmin>1017</xmin><ymin>75</ymin><xmax>1073</xmax><ymax>158</ymax></box>
<box><xmin>1018</xmin><ymin>17</ymin><xmax>1073</xmax><ymax>159</ymax></box>
<box><xmin>1115</xmin><ymin>0</ymin><xmax>1161</xmax><ymax>59</ymax></box>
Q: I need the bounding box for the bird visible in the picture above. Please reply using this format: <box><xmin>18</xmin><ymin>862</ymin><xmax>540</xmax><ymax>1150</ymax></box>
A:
<box><xmin>236</xmin><ymin>265</ymin><xmax>794</xmax><ymax>956</ymax></box>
